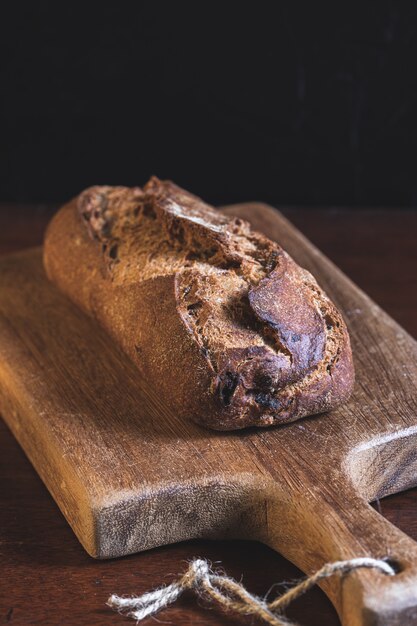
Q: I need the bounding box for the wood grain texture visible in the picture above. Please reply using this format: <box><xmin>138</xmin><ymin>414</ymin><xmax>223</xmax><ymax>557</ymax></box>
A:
<box><xmin>0</xmin><ymin>205</ymin><xmax>417</xmax><ymax>626</ymax></box>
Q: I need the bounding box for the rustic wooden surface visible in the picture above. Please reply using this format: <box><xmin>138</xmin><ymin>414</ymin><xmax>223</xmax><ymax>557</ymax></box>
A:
<box><xmin>0</xmin><ymin>205</ymin><xmax>416</xmax><ymax>626</ymax></box>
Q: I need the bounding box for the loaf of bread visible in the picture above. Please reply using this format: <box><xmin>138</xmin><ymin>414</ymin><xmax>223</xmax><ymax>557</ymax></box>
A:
<box><xmin>43</xmin><ymin>177</ymin><xmax>354</xmax><ymax>430</ymax></box>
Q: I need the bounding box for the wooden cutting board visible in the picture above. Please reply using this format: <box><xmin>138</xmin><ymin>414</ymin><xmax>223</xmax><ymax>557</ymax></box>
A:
<box><xmin>0</xmin><ymin>203</ymin><xmax>416</xmax><ymax>626</ymax></box>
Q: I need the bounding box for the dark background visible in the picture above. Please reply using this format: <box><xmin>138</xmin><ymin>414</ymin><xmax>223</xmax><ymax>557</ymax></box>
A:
<box><xmin>1</xmin><ymin>2</ymin><xmax>417</xmax><ymax>207</ymax></box>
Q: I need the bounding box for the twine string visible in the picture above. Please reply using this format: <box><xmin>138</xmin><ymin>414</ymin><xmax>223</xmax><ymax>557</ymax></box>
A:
<box><xmin>107</xmin><ymin>557</ymin><xmax>395</xmax><ymax>625</ymax></box>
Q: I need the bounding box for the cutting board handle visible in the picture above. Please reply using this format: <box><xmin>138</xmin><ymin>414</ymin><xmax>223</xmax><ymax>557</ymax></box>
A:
<box><xmin>263</xmin><ymin>481</ymin><xmax>417</xmax><ymax>625</ymax></box>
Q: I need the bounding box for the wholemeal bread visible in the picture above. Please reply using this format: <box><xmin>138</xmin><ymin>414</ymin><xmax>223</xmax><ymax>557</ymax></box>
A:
<box><xmin>43</xmin><ymin>177</ymin><xmax>354</xmax><ymax>430</ymax></box>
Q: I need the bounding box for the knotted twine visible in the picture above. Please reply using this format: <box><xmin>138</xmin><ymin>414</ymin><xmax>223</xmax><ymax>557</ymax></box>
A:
<box><xmin>107</xmin><ymin>556</ymin><xmax>395</xmax><ymax>625</ymax></box>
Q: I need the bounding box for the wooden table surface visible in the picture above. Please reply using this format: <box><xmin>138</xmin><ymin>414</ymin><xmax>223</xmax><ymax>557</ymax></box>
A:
<box><xmin>1</xmin><ymin>204</ymin><xmax>416</xmax><ymax>626</ymax></box>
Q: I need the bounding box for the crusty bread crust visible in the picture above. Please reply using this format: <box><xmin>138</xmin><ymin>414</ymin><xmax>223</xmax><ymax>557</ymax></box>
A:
<box><xmin>43</xmin><ymin>177</ymin><xmax>354</xmax><ymax>430</ymax></box>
